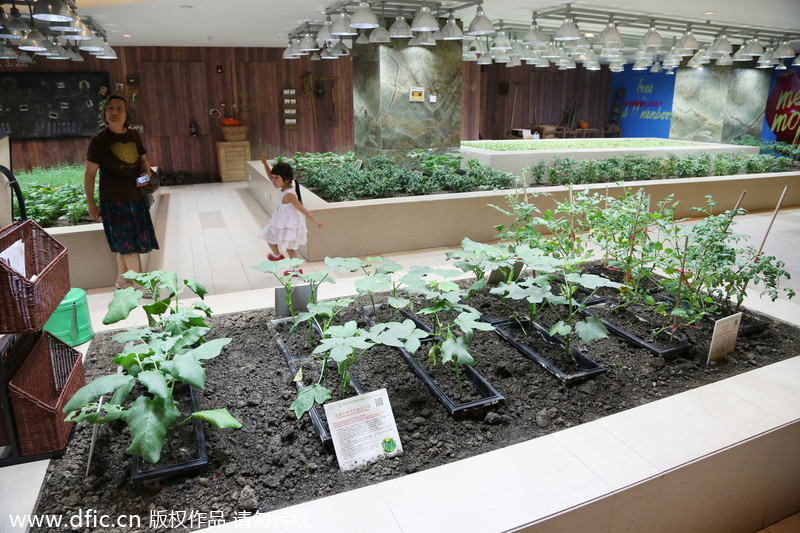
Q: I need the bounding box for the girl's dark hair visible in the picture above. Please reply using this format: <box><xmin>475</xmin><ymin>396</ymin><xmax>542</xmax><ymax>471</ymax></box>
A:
<box><xmin>272</xmin><ymin>162</ymin><xmax>303</xmax><ymax>203</ymax></box>
<box><xmin>101</xmin><ymin>94</ymin><xmax>131</xmax><ymax>127</ymax></box>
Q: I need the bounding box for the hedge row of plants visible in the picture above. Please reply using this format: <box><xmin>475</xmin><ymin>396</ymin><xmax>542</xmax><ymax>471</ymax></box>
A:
<box><xmin>461</xmin><ymin>138</ymin><xmax>700</xmax><ymax>152</ymax></box>
<box><xmin>276</xmin><ymin>150</ymin><xmax>517</xmax><ymax>202</ymax></box>
<box><xmin>526</xmin><ymin>152</ymin><xmax>797</xmax><ymax>186</ymax></box>
<box><xmin>11</xmin><ymin>164</ymin><xmax>97</xmax><ymax>227</ymax></box>
<box><xmin>731</xmin><ymin>136</ymin><xmax>800</xmax><ymax>162</ymax></box>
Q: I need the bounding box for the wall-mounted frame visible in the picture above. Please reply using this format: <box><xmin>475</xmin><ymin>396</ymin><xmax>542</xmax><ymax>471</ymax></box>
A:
<box><xmin>409</xmin><ymin>87</ymin><xmax>425</xmax><ymax>102</ymax></box>
<box><xmin>126</xmin><ymin>75</ymin><xmax>139</xmax><ymax>87</ymax></box>
<box><xmin>282</xmin><ymin>87</ymin><xmax>297</xmax><ymax>129</ymax></box>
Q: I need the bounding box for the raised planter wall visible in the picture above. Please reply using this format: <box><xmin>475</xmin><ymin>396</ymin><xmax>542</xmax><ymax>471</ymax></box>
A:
<box><xmin>460</xmin><ymin>139</ymin><xmax>761</xmax><ymax>176</ymax></box>
<box><xmin>46</xmin><ymin>192</ymin><xmax>164</xmax><ymax>290</ymax></box>
<box><xmin>248</xmin><ymin>160</ymin><xmax>800</xmax><ymax>262</ymax></box>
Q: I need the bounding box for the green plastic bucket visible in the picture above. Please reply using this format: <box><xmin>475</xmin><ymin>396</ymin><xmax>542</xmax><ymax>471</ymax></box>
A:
<box><xmin>43</xmin><ymin>287</ymin><xmax>94</xmax><ymax>346</ymax></box>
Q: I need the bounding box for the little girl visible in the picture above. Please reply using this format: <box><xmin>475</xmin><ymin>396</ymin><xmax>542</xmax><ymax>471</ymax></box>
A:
<box><xmin>257</xmin><ymin>153</ymin><xmax>322</xmax><ymax>272</ymax></box>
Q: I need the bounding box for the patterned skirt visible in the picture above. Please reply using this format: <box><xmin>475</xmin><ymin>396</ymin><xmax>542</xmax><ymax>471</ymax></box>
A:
<box><xmin>100</xmin><ymin>199</ymin><xmax>160</xmax><ymax>254</ymax></box>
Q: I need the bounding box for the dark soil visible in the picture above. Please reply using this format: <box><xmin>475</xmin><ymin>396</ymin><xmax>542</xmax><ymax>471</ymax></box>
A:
<box><xmin>31</xmin><ymin>281</ymin><xmax>799</xmax><ymax>532</ymax></box>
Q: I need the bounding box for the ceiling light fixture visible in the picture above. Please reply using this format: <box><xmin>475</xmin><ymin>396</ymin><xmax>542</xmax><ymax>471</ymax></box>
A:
<box><xmin>554</xmin><ymin>6</ymin><xmax>580</xmax><ymax>41</ymax></box>
<box><xmin>350</xmin><ymin>1</ymin><xmax>379</xmax><ymax>29</ymax></box>
<box><xmin>441</xmin><ymin>11</ymin><xmax>462</xmax><ymax>40</ymax></box>
<box><xmin>331</xmin><ymin>11</ymin><xmax>357</xmax><ymax>36</ymax></box>
<box><xmin>522</xmin><ymin>13</ymin><xmax>546</xmax><ymax>45</ymax></box>
<box><xmin>467</xmin><ymin>2</ymin><xmax>494</xmax><ymax>36</ymax></box>
<box><xmin>411</xmin><ymin>2</ymin><xmax>439</xmax><ymax>32</ymax></box>
<box><xmin>389</xmin><ymin>13</ymin><xmax>413</xmax><ymax>38</ymax></box>
<box><xmin>33</xmin><ymin>0</ymin><xmax>72</xmax><ymax>22</ymax></box>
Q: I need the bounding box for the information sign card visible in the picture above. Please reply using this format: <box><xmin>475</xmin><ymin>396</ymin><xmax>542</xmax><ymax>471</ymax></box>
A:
<box><xmin>323</xmin><ymin>388</ymin><xmax>402</xmax><ymax>471</ymax></box>
<box><xmin>707</xmin><ymin>312</ymin><xmax>742</xmax><ymax>364</ymax></box>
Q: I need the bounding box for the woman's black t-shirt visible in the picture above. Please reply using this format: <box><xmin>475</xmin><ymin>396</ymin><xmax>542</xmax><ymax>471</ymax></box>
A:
<box><xmin>86</xmin><ymin>127</ymin><xmax>147</xmax><ymax>203</ymax></box>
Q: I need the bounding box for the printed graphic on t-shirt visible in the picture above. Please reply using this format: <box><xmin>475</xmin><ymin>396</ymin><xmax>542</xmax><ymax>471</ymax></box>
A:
<box><xmin>110</xmin><ymin>141</ymin><xmax>139</xmax><ymax>166</ymax></box>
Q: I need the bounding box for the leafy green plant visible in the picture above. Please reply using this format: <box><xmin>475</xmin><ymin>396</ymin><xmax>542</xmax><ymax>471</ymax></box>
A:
<box><xmin>13</xmin><ymin>164</ymin><xmax>98</xmax><ymax>227</ymax></box>
<box><xmin>63</xmin><ymin>271</ymin><xmax>241</xmax><ymax>464</ymax></box>
<box><xmin>446</xmin><ymin>237</ymin><xmax>520</xmax><ymax>292</ymax></box>
<box><xmin>403</xmin><ymin>267</ymin><xmax>495</xmax><ymax>396</ymax></box>
<box><xmin>251</xmin><ymin>257</ymin><xmax>307</xmax><ymax>319</ymax></box>
<box><xmin>462</xmin><ymin>139</ymin><xmax>701</xmax><ymax>152</ymax></box>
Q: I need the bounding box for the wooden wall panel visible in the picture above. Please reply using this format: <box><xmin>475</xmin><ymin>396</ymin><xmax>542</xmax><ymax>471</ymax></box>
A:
<box><xmin>478</xmin><ymin>63</ymin><xmax>613</xmax><ymax>140</ymax></box>
<box><xmin>7</xmin><ymin>47</ymin><xmax>355</xmax><ymax>173</ymax></box>
<box><xmin>461</xmin><ymin>61</ymin><xmax>481</xmax><ymax>140</ymax></box>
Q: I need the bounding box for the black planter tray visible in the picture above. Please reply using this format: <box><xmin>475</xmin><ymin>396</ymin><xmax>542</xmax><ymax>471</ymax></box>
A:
<box><xmin>586</xmin><ymin>264</ymin><xmax>661</xmax><ymax>295</ymax></box>
<box><xmin>580</xmin><ymin>307</ymin><xmax>692</xmax><ymax>358</ymax></box>
<box><xmin>492</xmin><ymin>318</ymin><xmax>606</xmax><ymax>386</ymax></box>
<box><xmin>267</xmin><ymin>318</ymin><xmax>367</xmax><ymax>446</ymax></box>
<box><xmin>131</xmin><ymin>386</ymin><xmax>208</xmax><ymax>482</ymax></box>
<box><xmin>359</xmin><ymin>305</ymin><xmax>504</xmax><ymax>419</ymax></box>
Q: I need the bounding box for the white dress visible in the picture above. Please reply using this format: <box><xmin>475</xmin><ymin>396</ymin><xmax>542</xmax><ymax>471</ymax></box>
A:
<box><xmin>257</xmin><ymin>188</ymin><xmax>308</xmax><ymax>251</ymax></box>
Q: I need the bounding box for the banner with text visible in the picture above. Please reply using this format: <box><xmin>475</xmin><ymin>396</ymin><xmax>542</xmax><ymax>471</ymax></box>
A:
<box><xmin>610</xmin><ymin>66</ymin><xmax>676</xmax><ymax>138</ymax></box>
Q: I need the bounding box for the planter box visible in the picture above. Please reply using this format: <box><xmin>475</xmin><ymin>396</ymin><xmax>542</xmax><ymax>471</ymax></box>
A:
<box><xmin>248</xmin><ymin>161</ymin><xmax>800</xmax><ymax>262</ymax></box>
<box><xmin>360</xmin><ymin>304</ymin><xmax>504</xmax><ymax>418</ymax></box>
<box><xmin>460</xmin><ymin>138</ymin><xmax>760</xmax><ymax>176</ymax></box>
<box><xmin>45</xmin><ymin>192</ymin><xmax>163</xmax><ymax>290</ymax></box>
<box><xmin>130</xmin><ymin>386</ymin><xmax>209</xmax><ymax>482</ymax></box>
<box><xmin>493</xmin><ymin>318</ymin><xmax>606</xmax><ymax>386</ymax></box>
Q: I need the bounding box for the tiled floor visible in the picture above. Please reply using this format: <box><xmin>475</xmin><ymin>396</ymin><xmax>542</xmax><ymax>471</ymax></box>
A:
<box><xmin>2</xmin><ymin>182</ymin><xmax>799</xmax><ymax>532</ymax></box>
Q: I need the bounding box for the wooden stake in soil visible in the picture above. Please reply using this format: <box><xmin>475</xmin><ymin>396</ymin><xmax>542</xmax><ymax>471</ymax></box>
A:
<box><xmin>741</xmin><ymin>185</ymin><xmax>789</xmax><ymax>296</ymax></box>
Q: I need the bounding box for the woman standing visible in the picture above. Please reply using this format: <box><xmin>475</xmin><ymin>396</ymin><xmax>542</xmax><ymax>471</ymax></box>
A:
<box><xmin>84</xmin><ymin>95</ymin><xmax>158</xmax><ymax>289</ymax></box>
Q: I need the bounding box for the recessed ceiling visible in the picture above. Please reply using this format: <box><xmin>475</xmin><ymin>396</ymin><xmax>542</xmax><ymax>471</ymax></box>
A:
<box><xmin>74</xmin><ymin>0</ymin><xmax>800</xmax><ymax>49</ymax></box>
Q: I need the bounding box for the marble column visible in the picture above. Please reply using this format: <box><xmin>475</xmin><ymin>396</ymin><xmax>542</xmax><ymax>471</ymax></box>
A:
<box><xmin>353</xmin><ymin>37</ymin><xmax>462</xmax><ymax>162</ymax></box>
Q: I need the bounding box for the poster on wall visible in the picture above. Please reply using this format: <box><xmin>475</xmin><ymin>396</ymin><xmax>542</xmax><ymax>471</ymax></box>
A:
<box><xmin>609</xmin><ymin>66</ymin><xmax>676</xmax><ymax>138</ymax></box>
<box><xmin>761</xmin><ymin>67</ymin><xmax>800</xmax><ymax>146</ymax></box>
<box><xmin>0</xmin><ymin>72</ymin><xmax>111</xmax><ymax>140</ymax></box>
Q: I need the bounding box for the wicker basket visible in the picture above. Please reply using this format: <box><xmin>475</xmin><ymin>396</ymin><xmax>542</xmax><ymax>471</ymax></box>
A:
<box><xmin>221</xmin><ymin>125</ymin><xmax>248</xmax><ymax>142</ymax></box>
<box><xmin>6</xmin><ymin>331</ymin><xmax>85</xmax><ymax>456</ymax></box>
<box><xmin>0</xmin><ymin>220</ymin><xmax>70</xmax><ymax>333</ymax></box>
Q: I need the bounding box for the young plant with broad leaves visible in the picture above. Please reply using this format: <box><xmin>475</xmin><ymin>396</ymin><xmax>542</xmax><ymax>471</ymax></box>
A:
<box><xmin>403</xmin><ymin>266</ymin><xmax>495</xmax><ymax>396</ymax></box>
<box><xmin>251</xmin><ymin>257</ymin><xmax>308</xmax><ymax>319</ymax></box>
<box><xmin>446</xmin><ymin>237</ymin><xmax>522</xmax><ymax>292</ymax></box>
<box><xmin>289</xmin><ymin>319</ymin><xmax>427</xmax><ymax>419</ymax></box>
<box><xmin>63</xmin><ymin>271</ymin><xmax>241</xmax><ymax>464</ymax></box>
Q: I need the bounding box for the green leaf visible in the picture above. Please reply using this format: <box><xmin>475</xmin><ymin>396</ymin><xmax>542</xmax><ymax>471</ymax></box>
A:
<box><xmin>137</xmin><ymin>370</ymin><xmax>169</xmax><ymax>398</ymax></box>
<box><xmin>110</xmin><ymin>378</ymin><xmax>136</xmax><ymax>406</ymax></box>
<box><xmin>550</xmin><ymin>321</ymin><xmax>572</xmax><ymax>338</ymax></box>
<box><xmin>290</xmin><ymin>384</ymin><xmax>332</xmax><ymax>419</ymax></box>
<box><xmin>440</xmin><ymin>336</ymin><xmax>474</xmax><ymax>366</ymax></box>
<box><xmin>123</xmin><ymin>395</ymin><xmax>181</xmax><ymax>463</ymax></box>
<box><xmin>63</xmin><ymin>374</ymin><xmax>135</xmax><ymax>414</ymax></box>
<box><xmin>190</xmin><ymin>409</ymin><xmax>242</xmax><ymax>429</ymax></box>
<box><xmin>355</xmin><ymin>274</ymin><xmax>392</xmax><ymax>294</ymax></box>
<box><xmin>574</xmin><ymin>316</ymin><xmax>609</xmax><ymax>342</ymax></box>
<box><xmin>324</xmin><ymin>256</ymin><xmax>365</xmax><ymax>273</ymax></box>
<box><xmin>455</xmin><ymin>311</ymin><xmax>495</xmax><ymax>335</ymax></box>
<box><xmin>564</xmin><ymin>272</ymin><xmax>622</xmax><ymax>290</ymax></box>
<box><xmin>185</xmin><ymin>337</ymin><xmax>232</xmax><ymax>360</ymax></box>
<box><xmin>142</xmin><ymin>299</ymin><xmax>170</xmax><ymax>317</ymax></box>
<box><xmin>161</xmin><ymin>352</ymin><xmax>206</xmax><ymax>389</ymax></box>
<box><xmin>102</xmin><ymin>287</ymin><xmax>143</xmax><ymax>325</ymax></box>
<box><xmin>184</xmin><ymin>279</ymin><xmax>208</xmax><ymax>299</ymax></box>
<box><xmin>387</xmin><ymin>296</ymin><xmax>410</xmax><ymax>309</ymax></box>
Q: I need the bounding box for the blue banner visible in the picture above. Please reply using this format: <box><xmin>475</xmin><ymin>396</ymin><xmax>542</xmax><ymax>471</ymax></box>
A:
<box><xmin>610</xmin><ymin>66</ymin><xmax>676</xmax><ymax>138</ymax></box>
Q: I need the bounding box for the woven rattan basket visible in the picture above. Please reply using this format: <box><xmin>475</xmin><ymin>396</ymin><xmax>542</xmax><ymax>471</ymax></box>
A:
<box><xmin>221</xmin><ymin>125</ymin><xmax>248</xmax><ymax>142</ymax></box>
<box><xmin>0</xmin><ymin>220</ymin><xmax>70</xmax><ymax>333</ymax></box>
<box><xmin>6</xmin><ymin>331</ymin><xmax>85</xmax><ymax>456</ymax></box>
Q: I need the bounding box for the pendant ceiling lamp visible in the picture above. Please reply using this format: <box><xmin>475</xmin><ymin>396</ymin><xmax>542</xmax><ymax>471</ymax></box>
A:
<box><xmin>601</xmin><ymin>17</ymin><xmax>623</xmax><ymax>50</ymax></box>
<box><xmin>467</xmin><ymin>3</ymin><xmax>494</xmax><ymax>36</ymax></box>
<box><xmin>389</xmin><ymin>14</ymin><xmax>413</xmax><ymax>38</ymax></box>
<box><xmin>18</xmin><ymin>27</ymin><xmax>48</xmax><ymax>51</ymax></box>
<box><xmin>350</xmin><ymin>2</ymin><xmax>379</xmax><ymax>29</ymax></box>
<box><xmin>740</xmin><ymin>35</ymin><xmax>764</xmax><ymax>56</ymax></box>
<box><xmin>523</xmin><ymin>14</ymin><xmax>546</xmax><ymax>45</ymax></box>
<box><xmin>317</xmin><ymin>14</ymin><xmax>336</xmax><ymax>42</ymax></box>
<box><xmin>50</xmin><ymin>11</ymin><xmax>83</xmax><ymax>33</ymax></box>
<box><xmin>708</xmin><ymin>32</ymin><xmax>732</xmax><ymax>54</ymax></box>
<box><xmin>418</xmin><ymin>31</ymin><xmax>436</xmax><ymax>46</ymax></box>
<box><xmin>490</xmin><ymin>22</ymin><xmax>511</xmax><ymax>50</ymax></box>
<box><xmin>441</xmin><ymin>11</ymin><xmax>462</xmax><ymax>40</ymax></box>
<box><xmin>0</xmin><ymin>41</ymin><xmax>18</xmax><ymax>59</ymax></box>
<box><xmin>331</xmin><ymin>12</ymin><xmax>357</xmax><ymax>36</ymax></box>
<box><xmin>369</xmin><ymin>23</ymin><xmax>389</xmax><ymax>43</ymax></box>
<box><xmin>411</xmin><ymin>3</ymin><xmax>439</xmax><ymax>32</ymax></box>
<box><xmin>2</xmin><ymin>6</ymin><xmax>28</xmax><ymax>38</ymax></box>
<box><xmin>773</xmin><ymin>39</ymin><xmax>795</xmax><ymax>59</ymax></box>
<box><xmin>640</xmin><ymin>21</ymin><xmax>662</xmax><ymax>50</ymax></box>
<box><xmin>299</xmin><ymin>32</ymin><xmax>319</xmax><ymax>52</ymax></box>
<box><xmin>554</xmin><ymin>8</ymin><xmax>580</xmax><ymax>42</ymax></box>
<box><xmin>355</xmin><ymin>30</ymin><xmax>369</xmax><ymax>44</ymax></box>
<box><xmin>677</xmin><ymin>25</ymin><xmax>699</xmax><ymax>54</ymax></box>
<box><xmin>33</xmin><ymin>0</ymin><xmax>72</xmax><ymax>22</ymax></box>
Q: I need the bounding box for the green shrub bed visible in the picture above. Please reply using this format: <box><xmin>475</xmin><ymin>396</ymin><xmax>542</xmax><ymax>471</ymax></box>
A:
<box><xmin>276</xmin><ymin>150</ymin><xmax>517</xmax><ymax>202</ymax></box>
<box><xmin>11</xmin><ymin>164</ymin><xmax>97</xmax><ymax>228</ymax></box>
<box><xmin>527</xmin><ymin>152</ymin><xmax>797</xmax><ymax>186</ymax></box>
